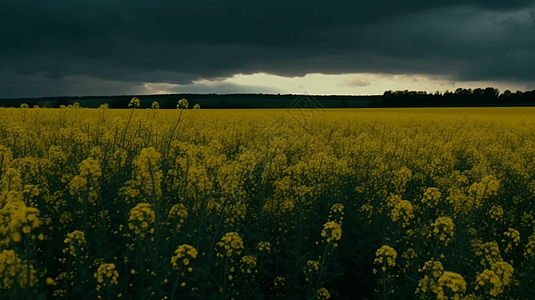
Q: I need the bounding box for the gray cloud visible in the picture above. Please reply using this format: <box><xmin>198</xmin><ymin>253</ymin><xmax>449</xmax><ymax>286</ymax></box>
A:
<box><xmin>1</xmin><ymin>0</ymin><xmax>535</xmax><ymax>98</ymax></box>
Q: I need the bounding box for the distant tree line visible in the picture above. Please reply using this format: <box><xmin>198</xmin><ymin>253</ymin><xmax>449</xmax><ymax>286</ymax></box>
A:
<box><xmin>381</xmin><ymin>87</ymin><xmax>535</xmax><ymax>107</ymax></box>
<box><xmin>1</xmin><ymin>88</ymin><xmax>534</xmax><ymax>108</ymax></box>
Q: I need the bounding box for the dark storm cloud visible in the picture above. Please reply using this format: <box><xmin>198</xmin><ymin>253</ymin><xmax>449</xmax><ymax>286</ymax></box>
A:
<box><xmin>1</xmin><ymin>0</ymin><xmax>534</xmax><ymax>97</ymax></box>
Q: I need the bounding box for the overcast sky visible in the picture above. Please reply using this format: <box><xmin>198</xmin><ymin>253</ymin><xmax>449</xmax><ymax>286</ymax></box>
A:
<box><xmin>1</xmin><ymin>0</ymin><xmax>535</xmax><ymax>98</ymax></box>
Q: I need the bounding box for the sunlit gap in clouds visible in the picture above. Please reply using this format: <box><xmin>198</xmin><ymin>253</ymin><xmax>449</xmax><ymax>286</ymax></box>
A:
<box><xmin>137</xmin><ymin>73</ymin><xmax>533</xmax><ymax>96</ymax></box>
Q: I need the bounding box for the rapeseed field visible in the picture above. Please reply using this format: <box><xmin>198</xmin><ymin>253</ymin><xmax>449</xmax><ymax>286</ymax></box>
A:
<box><xmin>1</xmin><ymin>98</ymin><xmax>535</xmax><ymax>299</ymax></box>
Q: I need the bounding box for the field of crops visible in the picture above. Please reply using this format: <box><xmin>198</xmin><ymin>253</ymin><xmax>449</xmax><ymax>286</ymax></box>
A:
<box><xmin>1</xmin><ymin>99</ymin><xmax>535</xmax><ymax>299</ymax></box>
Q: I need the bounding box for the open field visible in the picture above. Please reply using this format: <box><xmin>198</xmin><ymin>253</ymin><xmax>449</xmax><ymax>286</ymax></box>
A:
<box><xmin>1</xmin><ymin>103</ymin><xmax>535</xmax><ymax>299</ymax></box>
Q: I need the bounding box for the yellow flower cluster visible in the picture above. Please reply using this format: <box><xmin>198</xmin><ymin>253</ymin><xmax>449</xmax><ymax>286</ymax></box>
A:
<box><xmin>128</xmin><ymin>203</ymin><xmax>155</xmax><ymax>238</ymax></box>
<box><xmin>281</xmin><ymin>199</ymin><xmax>295</xmax><ymax>212</ymax></box>
<box><xmin>63</xmin><ymin>230</ymin><xmax>86</xmax><ymax>257</ymax></box>
<box><xmin>422</xmin><ymin>187</ymin><xmax>442</xmax><ymax>207</ymax></box>
<box><xmin>171</xmin><ymin>244</ymin><xmax>198</xmax><ymax>270</ymax></box>
<box><xmin>416</xmin><ymin>259</ymin><xmax>444</xmax><ymax>296</ymax></box>
<box><xmin>316</xmin><ymin>287</ymin><xmax>331</xmax><ymax>300</ymax></box>
<box><xmin>374</xmin><ymin>245</ymin><xmax>397</xmax><ymax>273</ymax></box>
<box><xmin>330</xmin><ymin>203</ymin><xmax>344</xmax><ymax>214</ymax></box>
<box><xmin>436</xmin><ymin>271</ymin><xmax>466</xmax><ymax>300</ymax></box>
<box><xmin>468</xmin><ymin>175</ymin><xmax>500</xmax><ymax>206</ymax></box>
<box><xmin>391</xmin><ymin>167</ymin><xmax>412</xmax><ymax>194</ymax></box>
<box><xmin>304</xmin><ymin>260</ymin><xmax>321</xmax><ymax>274</ymax></box>
<box><xmin>391</xmin><ymin>199</ymin><xmax>414</xmax><ymax>227</ymax></box>
<box><xmin>1</xmin><ymin>168</ymin><xmax>22</xmax><ymax>194</ymax></box>
<box><xmin>475</xmin><ymin>261</ymin><xmax>514</xmax><ymax>297</ymax></box>
<box><xmin>216</xmin><ymin>232</ymin><xmax>244</xmax><ymax>258</ymax></box>
<box><xmin>94</xmin><ymin>263</ymin><xmax>119</xmax><ymax>289</ymax></box>
<box><xmin>431</xmin><ymin>217</ymin><xmax>455</xmax><ymax>246</ymax></box>
<box><xmin>256</xmin><ymin>241</ymin><xmax>271</xmax><ymax>253</ymax></box>
<box><xmin>132</xmin><ymin>147</ymin><xmax>163</xmax><ymax>200</ymax></box>
<box><xmin>0</xmin><ymin>249</ymin><xmax>38</xmax><ymax>290</ymax></box>
<box><xmin>239</xmin><ymin>255</ymin><xmax>257</xmax><ymax>274</ymax></box>
<box><xmin>524</xmin><ymin>234</ymin><xmax>535</xmax><ymax>259</ymax></box>
<box><xmin>472</xmin><ymin>240</ymin><xmax>502</xmax><ymax>266</ymax></box>
<box><xmin>274</xmin><ymin>276</ymin><xmax>285</xmax><ymax>287</ymax></box>
<box><xmin>177</xmin><ymin>98</ymin><xmax>189</xmax><ymax>109</ymax></box>
<box><xmin>128</xmin><ymin>97</ymin><xmax>140</xmax><ymax>108</ymax></box>
<box><xmin>169</xmin><ymin>203</ymin><xmax>188</xmax><ymax>219</ymax></box>
<box><xmin>69</xmin><ymin>157</ymin><xmax>102</xmax><ymax>206</ymax></box>
<box><xmin>419</xmin><ymin>259</ymin><xmax>444</xmax><ymax>279</ymax></box>
<box><xmin>79</xmin><ymin>157</ymin><xmax>102</xmax><ymax>180</ymax></box>
<box><xmin>168</xmin><ymin>203</ymin><xmax>188</xmax><ymax>231</ymax></box>
<box><xmin>503</xmin><ymin>228</ymin><xmax>520</xmax><ymax>253</ymax></box>
<box><xmin>321</xmin><ymin>221</ymin><xmax>342</xmax><ymax>245</ymax></box>
<box><xmin>489</xmin><ymin>205</ymin><xmax>504</xmax><ymax>222</ymax></box>
<box><xmin>327</xmin><ymin>203</ymin><xmax>344</xmax><ymax>225</ymax></box>
<box><xmin>0</xmin><ymin>192</ymin><xmax>41</xmax><ymax>244</ymax></box>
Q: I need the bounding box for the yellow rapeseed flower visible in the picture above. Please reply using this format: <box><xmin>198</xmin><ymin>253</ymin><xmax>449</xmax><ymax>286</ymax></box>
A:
<box><xmin>256</xmin><ymin>241</ymin><xmax>271</xmax><ymax>253</ymax></box>
<box><xmin>391</xmin><ymin>199</ymin><xmax>414</xmax><ymax>227</ymax></box>
<box><xmin>129</xmin><ymin>97</ymin><xmax>140</xmax><ymax>108</ymax></box>
<box><xmin>240</xmin><ymin>255</ymin><xmax>257</xmax><ymax>274</ymax></box>
<box><xmin>317</xmin><ymin>287</ymin><xmax>331</xmax><ymax>300</ymax></box>
<box><xmin>431</xmin><ymin>217</ymin><xmax>455</xmax><ymax>246</ymax></box>
<box><xmin>216</xmin><ymin>232</ymin><xmax>244</xmax><ymax>258</ymax></box>
<box><xmin>436</xmin><ymin>271</ymin><xmax>466</xmax><ymax>300</ymax></box>
<box><xmin>94</xmin><ymin>263</ymin><xmax>119</xmax><ymax>286</ymax></box>
<box><xmin>374</xmin><ymin>245</ymin><xmax>397</xmax><ymax>273</ymax></box>
<box><xmin>177</xmin><ymin>99</ymin><xmax>189</xmax><ymax>109</ymax></box>
<box><xmin>321</xmin><ymin>221</ymin><xmax>342</xmax><ymax>244</ymax></box>
<box><xmin>171</xmin><ymin>244</ymin><xmax>198</xmax><ymax>270</ymax></box>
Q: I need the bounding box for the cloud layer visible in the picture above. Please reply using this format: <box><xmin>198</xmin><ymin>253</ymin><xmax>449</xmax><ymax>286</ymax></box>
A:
<box><xmin>1</xmin><ymin>0</ymin><xmax>534</xmax><ymax>97</ymax></box>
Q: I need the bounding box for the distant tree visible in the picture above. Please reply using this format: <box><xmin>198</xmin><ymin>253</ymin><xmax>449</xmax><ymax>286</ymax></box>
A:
<box><xmin>43</xmin><ymin>101</ymin><xmax>53</xmax><ymax>108</ymax></box>
<box><xmin>472</xmin><ymin>88</ymin><xmax>483</xmax><ymax>96</ymax></box>
<box><xmin>456</xmin><ymin>88</ymin><xmax>471</xmax><ymax>96</ymax></box>
<box><xmin>483</xmin><ymin>87</ymin><xmax>498</xmax><ymax>98</ymax></box>
<box><xmin>499</xmin><ymin>90</ymin><xmax>511</xmax><ymax>100</ymax></box>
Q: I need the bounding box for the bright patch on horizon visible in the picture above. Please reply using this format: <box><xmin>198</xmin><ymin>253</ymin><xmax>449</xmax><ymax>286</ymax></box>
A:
<box><xmin>138</xmin><ymin>73</ymin><xmax>532</xmax><ymax>96</ymax></box>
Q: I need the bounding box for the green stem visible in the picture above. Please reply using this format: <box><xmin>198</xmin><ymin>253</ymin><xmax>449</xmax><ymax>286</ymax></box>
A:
<box><xmin>147</xmin><ymin>158</ymin><xmax>160</xmax><ymax>256</ymax></box>
<box><xmin>201</xmin><ymin>206</ymin><xmax>227</xmax><ymax>299</ymax></box>
<box><xmin>83</xmin><ymin>181</ymin><xmax>89</xmax><ymax>234</ymax></box>
<box><xmin>171</xmin><ymin>260</ymin><xmax>183</xmax><ymax>300</ymax></box>
<box><xmin>166</xmin><ymin>109</ymin><xmax>184</xmax><ymax>159</ymax></box>
<box><xmin>424</xmin><ymin>238</ymin><xmax>441</xmax><ymax>300</ymax></box>
<box><xmin>25</xmin><ymin>239</ymin><xmax>30</xmax><ymax>300</ymax></box>
<box><xmin>124</xmin><ymin>250</ymin><xmax>128</xmax><ymax>300</ymax></box>
<box><xmin>177</xmin><ymin>109</ymin><xmax>198</xmax><ymax>142</ymax></box>
<box><xmin>382</xmin><ymin>262</ymin><xmax>387</xmax><ymax>300</ymax></box>
<box><xmin>316</xmin><ymin>243</ymin><xmax>329</xmax><ymax>293</ymax></box>
<box><xmin>121</xmin><ymin>108</ymin><xmax>135</xmax><ymax>148</ymax></box>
